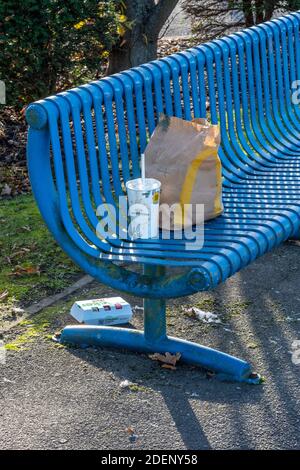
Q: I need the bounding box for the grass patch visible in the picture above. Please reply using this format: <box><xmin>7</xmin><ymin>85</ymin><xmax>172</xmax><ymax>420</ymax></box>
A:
<box><xmin>4</xmin><ymin>300</ymin><xmax>72</xmax><ymax>351</ymax></box>
<box><xmin>224</xmin><ymin>300</ymin><xmax>252</xmax><ymax>319</ymax></box>
<box><xmin>194</xmin><ymin>297</ymin><xmax>215</xmax><ymax>311</ymax></box>
<box><xmin>128</xmin><ymin>384</ymin><xmax>150</xmax><ymax>393</ymax></box>
<box><xmin>0</xmin><ymin>194</ymin><xmax>81</xmax><ymax>309</ymax></box>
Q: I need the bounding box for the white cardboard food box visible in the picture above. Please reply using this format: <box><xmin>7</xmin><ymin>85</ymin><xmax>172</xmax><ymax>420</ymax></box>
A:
<box><xmin>70</xmin><ymin>297</ymin><xmax>132</xmax><ymax>326</ymax></box>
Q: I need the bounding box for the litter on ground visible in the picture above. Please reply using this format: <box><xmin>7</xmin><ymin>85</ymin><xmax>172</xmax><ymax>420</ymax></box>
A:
<box><xmin>183</xmin><ymin>307</ymin><xmax>222</xmax><ymax>324</ymax></box>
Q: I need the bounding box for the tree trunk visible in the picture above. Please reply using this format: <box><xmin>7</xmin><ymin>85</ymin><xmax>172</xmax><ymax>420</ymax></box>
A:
<box><xmin>264</xmin><ymin>0</ymin><xmax>275</xmax><ymax>22</ymax></box>
<box><xmin>242</xmin><ymin>0</ymin><xmax>255</xmax><ymax>27</ymax></box>
<box><xmin>107</xmin><ymin>0</ymin><xmax>179</xmax><ymax>75</ymax></box>
<box><xmin>107</xmin><ymin>40</ymin><xmax>158</xmax><ymax>74</ymax></box>
<box><xmin>255</xmin><ymin>0</ymin><xmax>264</xmax><ymax>23</ymax></box>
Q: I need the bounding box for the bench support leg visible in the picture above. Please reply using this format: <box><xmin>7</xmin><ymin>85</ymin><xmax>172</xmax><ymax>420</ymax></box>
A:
<box><xmin>143</xmin><ymin>265</ymin><xmax>167</xmax><ymax>344</ymax></box>
<box><xmin>60</xmin><ymin>265</ymin><xmax>260</xmax><ymax>384</ymax></box>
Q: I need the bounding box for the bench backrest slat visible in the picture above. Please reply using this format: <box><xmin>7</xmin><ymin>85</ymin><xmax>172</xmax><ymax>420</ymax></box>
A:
<box><xmin>27</xmin><ymin>12</ymin><xmax>300</xmax><ymax>254</ymax></box>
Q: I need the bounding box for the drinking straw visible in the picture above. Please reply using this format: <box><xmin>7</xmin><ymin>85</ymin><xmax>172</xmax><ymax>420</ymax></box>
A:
<box><xmin>141</xmin><ymin>153</ymin><xmax>145</xmax><ymax>183</ymax></box>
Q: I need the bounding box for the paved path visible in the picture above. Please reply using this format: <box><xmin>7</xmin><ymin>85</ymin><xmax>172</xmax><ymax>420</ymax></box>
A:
<box><xmin>1</xmin><ymin>243</ymin><xmax>300</xmax><ymax>449</ymax></box>
<box><xmin>163</xmin><ymin>1</ymin><xmax>191</xmax><ymax>37</ymax></box>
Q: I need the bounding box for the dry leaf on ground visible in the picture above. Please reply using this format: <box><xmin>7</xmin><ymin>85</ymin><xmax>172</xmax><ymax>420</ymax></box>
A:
<box><xmin>0</xmin><ymin>290</ymin><xmax>9</xmax><ymax>301</ymax></box>
<box><xmin>149</xmin><ymin>351</ymin><xmax>181</xmax><ymax>369</ymax></box>
<box><xmin>9</xmin><ymin>265</ymin><xmax>40</xmax><ymax>277</ymax></box>
<box><xmin>161</xmin><ymin>364</ymin><xmax>177</xmax><ymax>371</ymax></box>
<box><xmin>10</xmin><ymin>248</ymin><xmax>30</xmax><ymax>259</ymax></box>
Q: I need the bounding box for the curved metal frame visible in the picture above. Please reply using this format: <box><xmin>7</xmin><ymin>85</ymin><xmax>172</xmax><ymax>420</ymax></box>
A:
<box><xmin>26</xmin><ymin>12</ymin><xmax>300</xmax><ymax>383</ymax></box>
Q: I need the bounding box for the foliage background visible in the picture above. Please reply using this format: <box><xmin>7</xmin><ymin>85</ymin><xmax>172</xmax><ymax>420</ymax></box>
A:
<box><xmin>0</xmin><ymin>0</ymin><xmax>127</xmax><ymax>107</ymax></box>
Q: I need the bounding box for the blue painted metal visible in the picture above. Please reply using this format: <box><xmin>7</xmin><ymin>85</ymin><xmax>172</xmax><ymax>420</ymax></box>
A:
<box><xmin>26</xmin><ymin>12</ymin><xmax>300</xmax><ymax>382</ymax></box>
<box><xmin>60</xmin><ymin>325</ymin><xmax>259</xmax><ymax>383</ymax></box>
<box><xmin>61</xmin><ymin>265</ymin><xmax>259</xmax><ymax>383</ymax></box>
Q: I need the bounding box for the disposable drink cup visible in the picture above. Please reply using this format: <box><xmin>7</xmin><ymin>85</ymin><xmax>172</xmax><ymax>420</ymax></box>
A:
<box><xmin>126</xmin><ymin>178</ymin><xmax>161</xmax><ymax>239</ymax></box>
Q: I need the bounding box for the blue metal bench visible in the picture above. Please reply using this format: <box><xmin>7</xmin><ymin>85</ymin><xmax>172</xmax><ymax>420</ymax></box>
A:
<box><xmin>26</xmin><ymin>12</ymin><xmax>300</xmax><ymax>384</ymax></box>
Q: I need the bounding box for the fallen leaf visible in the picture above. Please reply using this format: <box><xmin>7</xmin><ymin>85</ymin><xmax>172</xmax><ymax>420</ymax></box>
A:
<box><xmin>9</xmin><ymin>265</ymin><xmax>40</xmax><ymax>277</ymax></box>
<box><xmin>206</xmin><ymin>371</ymin><xmax>215</xmax><ymax>378</ymax></box>
<box><xmin>161</xmin><ymin>364</ymin><xmax>177</xmax><ymax>371</ymax></box>
<box><xmin>0</xmin><ymin>290</ymin><xmax>9</xmax><ymax>301</ymax></box>
<box><xmin>10</xmin><ymin>248</ymin><xmax>30</xmax><ymax>259</ymax></box>
<box><xmin>149</xmin><ymin>351</ymin><xmax>181</xmax><ymax>367</ymax></box>
<box><xmin>125</xmin><ymin>427</ymin><xmax>139</xmax><ymax>443</ymax></box>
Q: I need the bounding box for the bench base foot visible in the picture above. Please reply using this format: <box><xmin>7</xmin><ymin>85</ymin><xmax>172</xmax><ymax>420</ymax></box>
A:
<box><xmin>60</xmin><ymin>325</ymin><xmax>261</xmax><ymax>384</ymax></box>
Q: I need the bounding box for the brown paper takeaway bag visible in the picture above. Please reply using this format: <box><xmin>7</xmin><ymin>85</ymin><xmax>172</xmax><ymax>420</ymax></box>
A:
<box><xmin>144</xmin><ymin>114</ymin><xmax>223</xmax><ymax>231</ymax></box>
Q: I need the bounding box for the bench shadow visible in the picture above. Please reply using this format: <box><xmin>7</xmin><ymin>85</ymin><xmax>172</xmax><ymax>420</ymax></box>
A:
<box><xmin>66</xmin><ymin>337</ymin><xmax>262</xmax><ymax>450</ymax></box>
<box><xmin>59</xmin><ymin>246</ymin><xmax>300</xmax><ymax>449</ymax></box>
<box><xmin>237</xmin><ymin>262</ymin><xmax>300</xmax><ymax>443</ymax></box>
<box><xmin>198</xmin><ymin>245</ymin><xmax>300</xmax><ymax>448</ymax></box>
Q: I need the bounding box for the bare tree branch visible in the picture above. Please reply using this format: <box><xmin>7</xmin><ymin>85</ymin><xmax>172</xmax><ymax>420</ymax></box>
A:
<box><xmin>183</xmin><ymin>0</ymin><xmax>297</xmax><ymax>41</ymax></box>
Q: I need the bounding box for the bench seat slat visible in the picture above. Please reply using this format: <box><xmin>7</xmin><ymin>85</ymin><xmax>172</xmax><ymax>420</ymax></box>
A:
<box><xmin>26</xmin><ymin>11</ymin><xmax>300</xmax><ymax>297</ymax></box>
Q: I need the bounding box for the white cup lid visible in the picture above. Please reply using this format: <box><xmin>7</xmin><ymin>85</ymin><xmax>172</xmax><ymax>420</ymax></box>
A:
<box><xmin>126</xmin><ymin>178</ymin><xmax>161</xmax><ymax>191</ymax></box>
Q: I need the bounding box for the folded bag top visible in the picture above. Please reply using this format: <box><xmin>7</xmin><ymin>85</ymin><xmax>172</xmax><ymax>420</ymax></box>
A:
<box><xmin>144</xmin><ymin>114</ymin><xmax>223</xmax><ymax>230</ymax></box>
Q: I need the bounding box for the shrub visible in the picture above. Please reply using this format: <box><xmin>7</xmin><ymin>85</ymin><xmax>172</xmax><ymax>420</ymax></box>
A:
<box><xmin>0</xmin><ymin>0</ymin><xmax>121</xmax><ymax>107</ymax></box>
